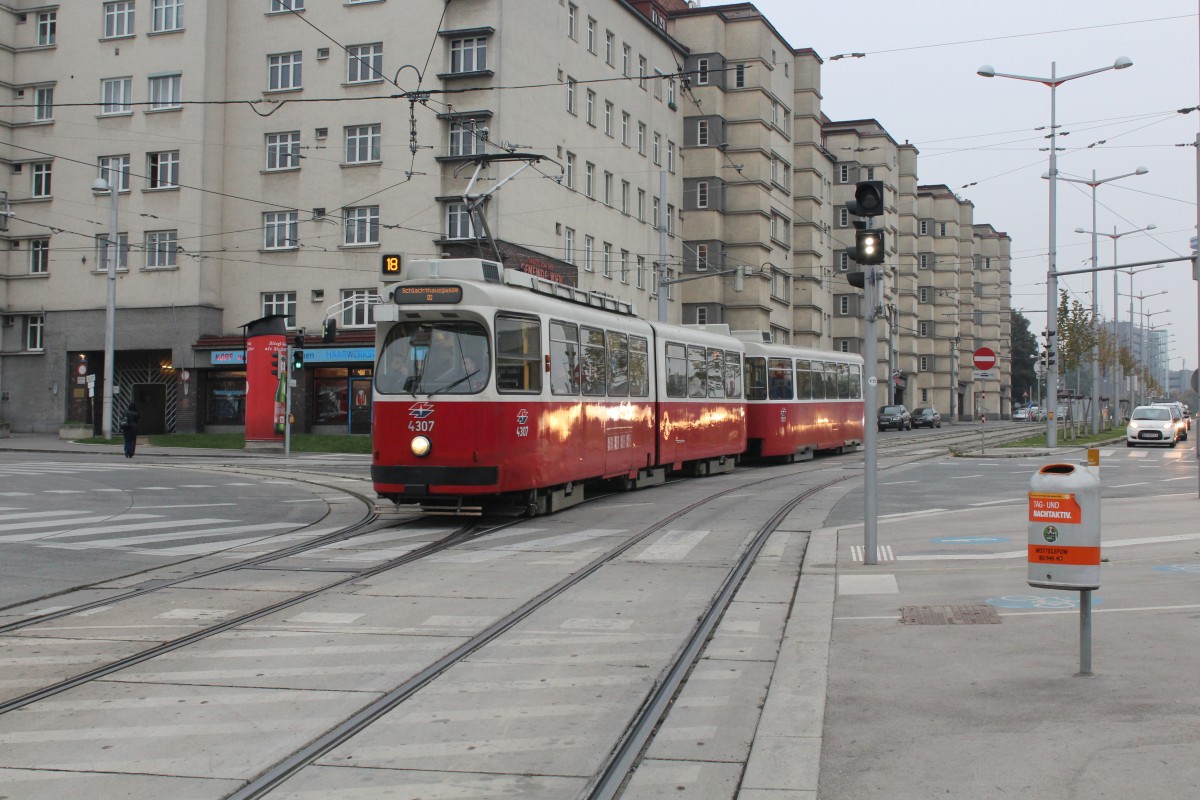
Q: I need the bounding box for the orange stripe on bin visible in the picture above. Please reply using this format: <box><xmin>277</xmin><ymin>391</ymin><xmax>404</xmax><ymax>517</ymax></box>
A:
<box><xmin>1027</xmin><ymin>545</ymin><xmax>1100</xmax><ymax>566</ymax></box>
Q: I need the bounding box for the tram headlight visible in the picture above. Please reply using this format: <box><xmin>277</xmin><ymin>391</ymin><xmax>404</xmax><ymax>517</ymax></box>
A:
<box><xmin>410</xmin><ymin>435</ymin><xmax>432</xmax><ymax>458</ymax></box>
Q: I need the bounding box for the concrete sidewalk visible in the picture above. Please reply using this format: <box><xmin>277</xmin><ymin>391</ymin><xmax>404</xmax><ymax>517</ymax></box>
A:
<box><xmin>0</xmin><ymin>432</ymin><xmax>284</xmax><ymax>460</ymax></box>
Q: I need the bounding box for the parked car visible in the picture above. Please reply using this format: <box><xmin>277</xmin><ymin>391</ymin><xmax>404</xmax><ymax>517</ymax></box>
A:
<box><xmin>878</xmin><ymin>405</ymin><xmax>912</xmax><ymax>431</ymax></box>
<box><xmin>1013</xmin><ymin>407</ymin><xmax>1030</xmax><ymax>422</ymax></box>
<box><xmin>911</xmin><ymin>407</ymin><xmax>942</xmax><ymax>428</ymax></box>
<box><xmin>1127</xmin><ymin>405</ymin><xmax>1180</xmax><ymax>448</ymax></box>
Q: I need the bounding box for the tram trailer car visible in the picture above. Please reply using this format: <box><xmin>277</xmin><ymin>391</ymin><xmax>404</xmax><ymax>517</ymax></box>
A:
<box><xmin>734</xmin><ymin>334</ymin><xmax>865</xmax><ymax>462</ymax></box>
<box><xmin>371</xmin><ymin>259</ymin><xmax>746</xmax><ymax>516</ymax></box>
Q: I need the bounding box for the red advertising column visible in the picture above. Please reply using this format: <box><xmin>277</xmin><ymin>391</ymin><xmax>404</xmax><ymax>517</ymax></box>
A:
<box><xmin>244</xmin><ymin>315</ymin><xmax>287</xmax><ymax>443</ymax></box>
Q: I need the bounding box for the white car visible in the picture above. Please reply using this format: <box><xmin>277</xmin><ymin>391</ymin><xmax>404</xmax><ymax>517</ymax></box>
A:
<box><xmin>1127</xmin><ymin>405</ymin><xmax>1180</xmax><ymax>448</ymax></box>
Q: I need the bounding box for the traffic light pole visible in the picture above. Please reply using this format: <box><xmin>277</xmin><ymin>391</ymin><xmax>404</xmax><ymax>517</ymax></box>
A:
<box><xmin>284</xmin><ymin>345</ymin><xmax>293</xmax><ymax>458</ymax></box>
<box><xmin>863</xmin><ymin>267</ymin><xmax>880</xmax><ymax>566</ymax></box>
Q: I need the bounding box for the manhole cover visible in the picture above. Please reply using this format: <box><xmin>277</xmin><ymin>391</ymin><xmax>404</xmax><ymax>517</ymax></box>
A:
<box><xmin>899</xmin><ymin>605</ymin><xmax>1001</xmax><ymax>625</ymax></box>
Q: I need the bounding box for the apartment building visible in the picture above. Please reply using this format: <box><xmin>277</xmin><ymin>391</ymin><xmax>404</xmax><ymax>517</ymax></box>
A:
<box><xmin>0</xmin><ymin>0</ymin><xmax>687</xmax><ymax>433</ymax></box>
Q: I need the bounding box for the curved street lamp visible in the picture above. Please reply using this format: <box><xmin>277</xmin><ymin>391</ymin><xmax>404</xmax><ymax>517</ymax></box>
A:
<box><xmin>978</xmin><ymin>56</ymin><xmax>1133</xmax><ymax>446</ymax></box>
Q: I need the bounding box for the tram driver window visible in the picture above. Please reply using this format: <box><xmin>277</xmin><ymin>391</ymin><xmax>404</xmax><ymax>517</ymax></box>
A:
<box><xmin>744</xmin><ymin>357</ymin><xmax>766</xmax><ymax>401</ymax></box>
<box><xmin>768</xmin><ymin>358</ymin><xmax>793</xmax><ymax>400</ymax></box>
<box><xmin>665</xmin><ymin>342</ymin><xmax>687</xmax><ymax>398</ymax></box>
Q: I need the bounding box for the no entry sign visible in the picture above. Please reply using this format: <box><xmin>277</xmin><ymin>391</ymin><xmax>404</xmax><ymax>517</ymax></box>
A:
<box><xmin>973</xmin><ymin>347</ymin><xmax>996</xmax><ymax>371</ymax></box>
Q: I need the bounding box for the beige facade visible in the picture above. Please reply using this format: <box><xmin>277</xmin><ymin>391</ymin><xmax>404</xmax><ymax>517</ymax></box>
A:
<box><xmin>0</xmin><ymin>0</ymin><xmax>1015</xmax><ymax>433</ymax></box>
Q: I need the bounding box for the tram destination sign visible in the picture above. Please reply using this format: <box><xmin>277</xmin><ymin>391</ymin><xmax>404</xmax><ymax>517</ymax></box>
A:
<box><xmin>395</xmin><ymin>285</ymin><xmax>464</xmax><ymax>305</ymax></box>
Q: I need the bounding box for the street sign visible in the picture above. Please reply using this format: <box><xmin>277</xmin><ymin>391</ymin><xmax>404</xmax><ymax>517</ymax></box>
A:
<box><xmin>973</xmin><ymin>370</ymin><xmax>997</xmax><ymax>381</ymax></box>
<box><xmin>973</xmin><ymin>347</ymin><xmax>996</xmax><ymax>371</ymax></box>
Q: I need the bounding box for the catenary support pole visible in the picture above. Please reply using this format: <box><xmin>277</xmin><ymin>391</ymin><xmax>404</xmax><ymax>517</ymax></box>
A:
<box><xmin>863</xmin><ymin>267</ymin><xmax>879</xmax><ymax>566</ymax></box>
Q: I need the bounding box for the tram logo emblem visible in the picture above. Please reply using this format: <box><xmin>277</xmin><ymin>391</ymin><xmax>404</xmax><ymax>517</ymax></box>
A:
<box><xmin>408</xmin><ymin>402</ymin><xmax>436</xmax><ymax>419</ymax></box>
<box><xmin>516</xmin><ymin>408</ymin><xmax>529</xmax><ymax>425</ymax></box>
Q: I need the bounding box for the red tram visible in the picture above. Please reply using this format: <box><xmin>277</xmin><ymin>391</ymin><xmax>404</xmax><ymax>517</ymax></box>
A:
<box><xmin>371</xmin><ymin>259</ymin><xmax>862</xmax><ymax>515</ymax></box>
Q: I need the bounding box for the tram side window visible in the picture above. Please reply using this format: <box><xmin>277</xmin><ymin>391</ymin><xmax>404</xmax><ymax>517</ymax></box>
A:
<box><xmin>810</xmin><ymin>360</ymin><xmax>826</xmax><ymax>399</ymax></box>
<box><xmin>550</xmin><ymin>320</ymin><xmax>580</xmax><ymax>396</ymax></box>
<box><xmin>768</xmin><ymin>357</ymin><xmax>793</xmax><ymax>400</ymax></box>
<box><xmin>496</xmin><ymin>314</ymin><xmax>542</xmax><ymax>393</ymax></box>
<box><xmin>607</xmin><ymin>331</ymin><xmax>630</xmax><ymax>397</ymax></box>
<box><xmin>628</xmin><ymin>336</ymin><xmax>650</xmax><ymax>397</ymax></box>
<box><xmin>687</xmin><ymin>345</ymin><xmax>708</xmax><ymax>398</ymax></box>
<box><xmin>581</xmin><ymin>326</ymin><xmax>607</xmax><ymax>396</ymax></box>
<box><xmin>724</xmin><ymin>349</ymin><xmax>742</xmax><ymax>398</ymax></box>
<box><xmin>707</xmin><ymin>348</ymin><xmax>725</xmax><ymax>398</ymax></box>
<box><xmin>665</xmin><ymin>342</ymin><xmax>688</xmax><ymax>398</ymax></box>
<box><xmin>796</xmin><ymin>359</ymin><xmax>812</xmax><ymax>400</ymax></box>
<box><xmin>744</xmin><ymin>356</ymin><xmax>766</xmax><ymax>400</ymax></box>
<box><xmin>850</xmin><ymin>363</ymin><xmax>862</xmax><ymax>398</ymax></box>
<box><xmin>825</xmin><ymin>363</ymin><xmax>838</xmax><ymax>400</ymax></box>
<box><xmin>837</xmin><ymin>363</ymin><xmax>850</xmax><ymax>398</ymax></box>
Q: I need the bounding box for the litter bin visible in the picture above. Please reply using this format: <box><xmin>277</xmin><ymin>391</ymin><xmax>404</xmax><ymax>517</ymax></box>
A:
<box><xmin>1028</xmin><ymin>463</ymin><xmax>1101</xmax><ymax>590</ymax></box>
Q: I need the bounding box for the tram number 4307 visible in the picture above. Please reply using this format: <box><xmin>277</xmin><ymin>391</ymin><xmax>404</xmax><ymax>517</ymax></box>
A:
<box><xmin>408</xmin><ymin>420</ymin><xmax>435</xmax><ymax>432</ymax></box>
<box><xmin>515</xmin><ymin>425</ymin><xmax>530</xmax><ymax>438</ymax></box>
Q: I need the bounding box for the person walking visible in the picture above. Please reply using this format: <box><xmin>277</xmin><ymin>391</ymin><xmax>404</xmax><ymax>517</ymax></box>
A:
<box><xmin>121</xmin><ymin>404</ymin><xmax>140</xmax><ymax>458</ymax></box>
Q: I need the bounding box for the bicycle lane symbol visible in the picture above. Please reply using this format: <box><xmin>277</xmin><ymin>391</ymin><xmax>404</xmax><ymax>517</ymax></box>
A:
<box><xmin>986</xmin><ymin>594</ymin><xmax>1104</xmax><ymax>610</ymax></box>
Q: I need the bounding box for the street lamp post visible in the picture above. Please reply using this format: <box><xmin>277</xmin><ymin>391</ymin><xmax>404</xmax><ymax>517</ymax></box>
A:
<box><xmin>1121</xmin><ymin>274</ymin><xmax>1165</xmax><ymax>413</ymax></box>
<box><xmin>1059</xmin><ymin>167</ymin><xmax>1149</xmax><ymax>433</ymax></box>
<box><xmin>1076</xmin><ymin>224</ymin><xmax>1156</xmax><ymax>422</ymax></box>
<box><xmin>978</xmin><ymin>56</ymin><xmax>1133</xmax><ymax>447</ymax></box>
<box><xmin>1140</xmin><ymin>307</ymin><xmax>1170</xmax><ymax>403</ymax></box>
<box><xmin>91</xmin><ymin>168</ymin><xmax>120</xmax><ymax>440</ymax></box>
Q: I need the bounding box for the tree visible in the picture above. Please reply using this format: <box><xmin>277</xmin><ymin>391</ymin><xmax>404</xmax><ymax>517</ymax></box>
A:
<box><xmin>1010</xmin><ymin>310</ymin><xmax>1038</xmax><ymax>405</ymax></box>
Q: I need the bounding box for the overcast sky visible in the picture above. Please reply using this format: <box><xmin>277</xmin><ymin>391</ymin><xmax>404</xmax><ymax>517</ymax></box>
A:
<box><xmin>703</xmin><ymin>1</ymin><xmax>1199</xmax><ymax>375</ymax></box>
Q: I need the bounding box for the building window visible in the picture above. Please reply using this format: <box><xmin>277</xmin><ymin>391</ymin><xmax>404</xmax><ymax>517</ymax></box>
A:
<box><xmin>345</xmin><ymin>124</ymin><xmax>381</xmax><ymax>163</ymax></box>
<box><xmin>838</xmin><ymin>296</ymin><xmax>849</xmax><ymax>315</ymax></box>
<box><xmin>695</xmin><ymin>243</ymin><xmax>709</xmax><ymax>270</ymax></box>
<box><xmin>697</xmin><ymin>119</ymin><xmax>709</xmax><ymax>146</ymax></box>
<box><xmin>919</xmin><ymin>288</ymin><xmax>929</xmax><ymax>303</ymax></box>
<box><xmin>344</xmin><ymin>206</ymin><xmax>379</xmax><ymax>245</ymax></box>
<box><xmin>838</xmin><ymin>208</ymin><xmax>849</xmax><ymax>227</ymax></box>
<box><xmin>919</xmin><ymin>321</ymin><xmax>930</xmax><ymax>337</ymax></box>
<box><xmin>984</xmin><ymin>257</ymin><xmax>992</xmax><ymax>269</ymax></box>
<box><xmin>271</xmin><ymin>0</ymin><xmax>304</xmax><ymax>10</ymax></box>
<box><xmin>266</xmin><ymin>132</ymin><xmax>301</xmax><ymax>170</ymax></box>
<box><xmin>101</xmin><ymin>77</ymin><xmax>133</xmax><ymax>115</ymax></box>
<box><xmin>34</xmin><ymin>87</ymin><xmax>54</xmax><ymax>121</ymax></box>
<box><xmin>920</xmin><ymin>254</ymin><xmax>931</xmax><ymax>269</ymax></box>
<box><xmin>449</xmin><ymin>119</ymin><xmax>485</xmax><ymax>156</ymax></box>
<box><xmin>586</xmin><ymin>17</ymin><xmax>596</xmax><ymax>52</ymax></box>
<box><xmin>865</xmin><ymin>166</ymin><xmax>875</xmax><ymax>180</ymax></box>
<box><xmin>603</xmin><ymin>242</ymin><xmax>612</xmax><ymax>277</ymax></box>
<box><xmin>263</xmin><ymin>211</ymin><xmax>298</xmax><ymax>250</ymax></box>
<box><xmin>152</xmin><ymin>0</ymin><xmax>183</xmax><ymax>32</ymax></box>
<box><xmin>667</xmin><ymin>204</ymin><xmax>675</xmax><ymax>236</ymax></box>
<box><xmin>566</xmin><ymin>77</ymin><xmax>577</xmax><ymax>113</ymax></box>
<box><xmin>564</xmin><ymin>227</ymin><xmax>575</xmax><ymax>264</ymax></box>
<box><xmin>636</xmin><ymin>256</ymin><xmax>645</xmax><ymax>289</ymax></box>
<box><xmin>148</xmin><ymin>74</ymin><xmax>182</xmax><ymax>110</ymax></box>
<box><xmin>837</xmin><ymin>252</ymin><xmax>850</xmax><ymax>271</ymax></box>
<box><xmin>667</xmin><ymin>141</ymin><xmax>676</xmax><ymax>172</ymax></box>
<box><xmin>38</xmin><ymin>11</ymin><xmax>56</xmax><ymax>46</ymax></box>
<box><xmin>31</xmin><ymin>162</ymin><xmax>52</xmax><ymax>197</ymax></box>
<box><xmin>620</xmin><ymin>180</ymin><xmax>630</xmax><ymax>214</ymax></box>
<box><xmin>919</xmin><ymin>356</ymin><xmax>930</xmax><ymax>372</ymax></box>
<box><xmin>147</xmin><ymin>151</ymin><xmax>180</xmax><ymax>189</ymax></box>
<box><xmin>622</xmin><ymin>44</ymin><xmax>631</xmax><ymax>76</ymax></box>
<box><xmin>603</xmin><ymin>171</ymin><xmax>613</xmax><ymax>205</ymax></box>
<box><xmin>653</xmin><ymin>68</ymin><xmax>663</xmax><ymax>100</ymax></box>
<box><xmin>96</xmin><ymin>232</ymin><xmax>129</xmax><ymax>271</ymax></box>
<box><xmin>637</xmin><ymin>189</ymin><xmax>645</xmax><ymax>222</ymax></box>
<box><xmin>104</xmin><ymin>2</ymin><xmax>135</xmax><ymax>39</ymax></box>
<box><xmin>605</xmin><ymin>30</ymin><xmax>614</xmax><ymax>65</ymax></box>
<box><xmin>29</xmin><ymin>239</ymin><xmax>50</xmax><ymax>274</ymax></box>
<box><xmin>697</xmin><ymin>57</ymin><xmax>709</xmax><ymax>85</ymax></box>
<box><xmin>25</xmin><ymin>315</ymin><xmax>44</xmax><ymax>352</ymax></box>
<box><xmin>583</xmin><ymin>235</ymin><xmax>594</xmax><ymax>271</ymax></box>
<box><xmin>268</xmin><ymin>52</ymin><xmax>302</xmax><ymax>91</ymax></box>
<box><xmin>446</xmin><ymin>203</ymin><xmax>474</xmax><ymax>239</ymax></box>
<box><xmin>939</xmin><ymin>222</ymin><xmax>948</xmax><ymax>236</ymax></box>
<box><xmin>585</xmin><ymin>89</ymin><xmax>595</xmax><ymax>125</ymax></box>
<box><xmin>565</xmin><ymin>152</ymin><xmax>575</xmax><ymax>189</ymax></box>
<box><xmin>621</xmin><ymin>112</ymin><xmax>630</xmax><ymax>145</ymax></box>
<box><xmin>145</xmin><ymin>230</ymin><xmax>179</xmax><ymax>268</ymax></box>
<box><xmin>262</xmin><ymin>292</ymin><xmax>297</xmax><ymax>328</ymax></box>
<box><xmin>584</xmin><ymin>162</ymin><xmax>594</xmax><ymax>198</ymax></box>
<box><xmin>652</xmin><ymin>197</ymin><xmax>660</xmax><ymax>228</ymax></box>
<box><xmin>919</xmin><ymin>220</ymin><xmax>929</xmax><ymax>236</ymax></box>
<box><xmin>638</xmin><ymin>122</ymin><xmax>646</xmax><ymax>155</ymax></box>
<box><xmin>838</xmin><ymin>164</ymin><xmax>850</xmax><ymax>183</ymax></box>
<box><xmin>921</xmin><ymin>388</ymin><xmax>929</xmax><ymax>403</ymax></box>
<box><xmin>638</xmin><ymin>56</ymin><xmax>647</xmax><ymax>89</ymax></box>
<box><xmin>347</xmin><ymin>43</ymin><xmax>383</xmax><ymax>84</ymax></box>
<box><xmin>839</xmin><ymin>340</ymin><xmax>850</xmax><ymax>353</ymax></box>
<box><xmin>95</xmin><ymin>154</ymin><xmax>127</xmax><ymax>192</ymax></box>
<box><xmin>696</xmin><ymin>180</ymin><xmax>709</xmax><ymax>209</ymax></box>
<box><xmin>567</xmin><ymin>3</ymin><xmax>577</xmax><ymax>40</ymax></box>
<box><xmin>619</xmin><ymin>250</ymin><xmax>630</xmax><ymax>284</ymax></box>
<box><xmin>734</xmin><ymin>64</ymin><xmax>746</xmax><ymax>88</ymax></box>
<box><xmin>450</xmin><ymin>36</ymin><xmax>487</xmax><ymax>73</ymax></box>
<box><xmin>653</xmin><ymin>132</ymin><xmax>661</xmax><ymax>164</ymax></box>
<box><xmin>341</xmin><ymin>289</ymin><xmax>374</xmax><ymax>327</ymax></box>
<box><xmin>604</xmin><ymin>101</ymin><xmax>613</xmax><ymax>136</ymax></box>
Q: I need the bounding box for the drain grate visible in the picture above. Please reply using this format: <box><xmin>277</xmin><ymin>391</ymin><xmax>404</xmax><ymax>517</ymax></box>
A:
<box><xmin>899</xmin><ymin>604</ymin><xmax>1001</xmax><ymax>625</ymax></box>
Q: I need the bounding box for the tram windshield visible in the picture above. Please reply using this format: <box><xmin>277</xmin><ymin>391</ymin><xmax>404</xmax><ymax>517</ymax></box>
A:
<box><xmin>375</xmin><ymin>321</ymin><xmax>490</xmax><ymax>395</ymax></box>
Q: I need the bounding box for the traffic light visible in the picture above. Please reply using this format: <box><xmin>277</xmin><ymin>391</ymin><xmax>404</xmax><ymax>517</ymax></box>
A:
<box><xmin>321</xmin><ymin>318</ymin><xmax>337</xmax><ymax>343</ymax></box>
<box><xmin>270</xmin><ymin>351</ymin><xmax>283</xmax><ymax>378</ymax></box>
<box><xmin>847</xmin><ymin>271</ymin><xmax>866</xmax><ymax>289</ymax></box>
<box><xmin>854</xmin><ymin>229</ymin><xmax>885</xmax><ymax>265</ymax></box>
<box><xmin>292</xmin><ymin>333</ymin><xmax>304</xmax><ymax>372</ymax></box>
<box><xmin>381</xmin><ymin>253</ymin><xmax>402</xmax><ymax>277</ymax></box>
<box><xmin>846</xmin><ymin>180</ymin><xmax>885</xmax><ymax>220</ymax></box>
